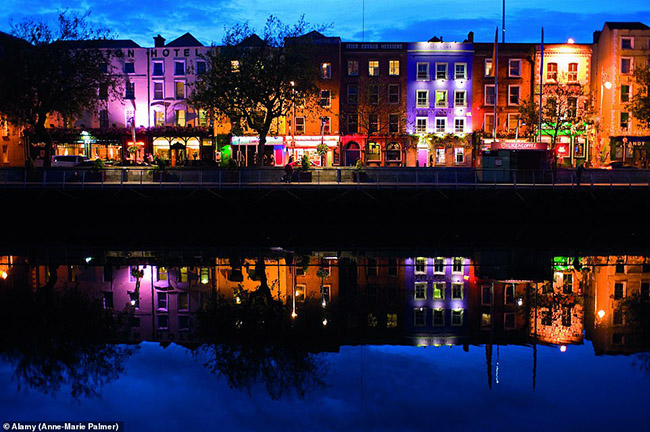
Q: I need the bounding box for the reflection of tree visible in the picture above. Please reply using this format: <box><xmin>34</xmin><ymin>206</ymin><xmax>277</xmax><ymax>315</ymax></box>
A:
<box><xmin>202</xmin><ymin>344</ymin><xmax>327</xmax><ymax>400</ymax></box>
<box><xmin>0</xmin><ymin>286</ymin><xmax>137</xmax><ymax>398</ymax></box>
<box><xmin>197</xmin><ymin>285</ymin><xmax>329</xmax><ymax>399</ymax></box>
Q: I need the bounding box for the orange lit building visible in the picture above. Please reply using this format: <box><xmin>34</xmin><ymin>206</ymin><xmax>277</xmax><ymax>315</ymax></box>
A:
<box><xmin>535</xmin><ymin>42</ymin><xmax>593</xmax><ymax>167</ymax></box>
<box><xmin>592</xmin><ymin>22</ymin><xmax>650</xmax><ymax>167</ymax></box>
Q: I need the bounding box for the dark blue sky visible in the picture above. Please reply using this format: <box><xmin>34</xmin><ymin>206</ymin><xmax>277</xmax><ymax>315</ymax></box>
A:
<box><xmin>1</xmin><ymin>342</ymin><xmax>650</xmax><ymax>430</ymax></box>
<box><xmin>1</xmin><ymin>1</ymin><xmax>650</xmax><ymax>46</ymax></box>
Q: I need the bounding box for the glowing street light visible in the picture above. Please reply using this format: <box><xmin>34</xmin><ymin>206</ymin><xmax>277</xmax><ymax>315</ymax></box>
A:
<box><xmin>1</xmin><ymin>270</ymin><xmax>7</xmax><ymax>279</ymax></box>
<box><xmin>560</xmin><ymin>345</ymin><xmax>567</xmax><ymax>352</ymax></box>
<box><xmin>597</xmin><ymin>309</ymin><xmax>606</xmax><ymax>319</ymax></box>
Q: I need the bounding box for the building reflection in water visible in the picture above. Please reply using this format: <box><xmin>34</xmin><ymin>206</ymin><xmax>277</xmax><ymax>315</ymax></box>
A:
<box><xmin>2</xmin><ymin>251</ymin><xmax>650</xmax><ymax>396</ymax></box>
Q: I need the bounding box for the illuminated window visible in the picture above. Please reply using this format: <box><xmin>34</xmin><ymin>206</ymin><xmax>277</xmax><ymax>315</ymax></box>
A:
<box><xmin>179</xmin><ymin>267</ymin><xmax>188</xmax><ymax>283</ymax></box>
<box><xmin>153</xmin><ymin>81</ymin><xmax>164</xmax><ymax>100</ymax></box>
<box><xmin>436</xmin><ymin>148</ymin><xmax>445</xmax><ymax>164</ymax></box>
<box><xmin>563</xmin><ymin>273</ymin><xmax>573</xmax><ymax>294</ymax></box>
<box><xmin>454</xmin><ymin>146</ymin><xmax>464</xmax><ymax>163</ymax></box>
<box><xmin>485</xmin><ymin>85</ymin><xmax>495</xmax><ymax>106</ymax></box>
<box><xmin>174</xmin><ymin>80</ymin><xmax>185</xmax><ymax>99</ymax></box>
<box><xmin>387</xmin><ymin>313</ymin><xmax>397</xmax><ymax>328</ymax></box>
<box><xmin>416</xmin><ymin>117</ymin><xmax>428</xmax><ymax>133</ymax></box>
<box><xmin>451</xmin><ymin>283</ymin><xmax>464</xmax><ymax>299</ymax></box>
<box><xmin>414</xmin><ymin>282</ymin><xmax>427</xmax><ymax>300</ymax></box>
<box><xmin>433</xmin><ymin>282</ymin><xmax>444</xmax><ymax>299</ymax></box>
<box><xmin>367</xmin><ymin>141</ymin><xmax>381</xmax><ymax>160</ymax></box>
<box><xmin>157</xmin><ymin>315</ymin><xmax>168</xmax><ymax>329</ymax></box>
<box><xmin>124</xmin><ymin>62</ymin><xmax>135</xmax><ymax>74</ymax></box>
<box><xmin>481</xmin><ymin>313</ymin><xmax>492</xmax><ymax>328</ymax></box>
<box><xmin>174</xmin><ymin>60</ymin><xmax>185</xmax><ymax>75</ymax></box>
<box><xmin>389</xmin><ymin>60</ymin><xmax>400</xmax><ymax>76</ymax></box>
<box><xmin>125</xmin><ymin>81</ymin><xmax>135</xmax><ymax>99</ymax></box>
<box><xmin>415</xmin><ymin>257</ymin><xmax>427</xmax><ymax>274</ymax></box>
<box><xmin>620</xmin><ymin>112</ymin><xmax>630</xmax><ymax>130</ymax></box>
<box><xmin>295</xmin><ymin>117</ymin><xmax>305</xmax><ymax>134</ymax></box>
<box><xmin>435</xmin><ymin>117</ymin><xmax>446</xmax><ymax>133</ymax></box>
<box><xmin>416</xmin><ymin>90</ymin><xmax>429</xmax><ymax>108</ymax></box>
<box><xmin>347</xmin><ymin>84</ymin><xmax>358</xmax><ymax>104</ymax></box>
<box><xmin>386</xmin><ymin>141</ymin><xmax>400</xmax><ymax>159</ymax></box>
<box><xmin>621</xmin><ymin>85</ymin><xmax>631</xmax><ymax>103</ymax></box>
<box><xmin>614</xmin><ymin>282</ymin><xmax>625</xmax><ymax>300</ymax></box>
<box><xmin>320</xmin><ymin>62</ymin><xmax>332</xmax><ymax>79</ymax></box>
<box><xmin>433</xmin><ymin>309</ymin><xmax>444</xmax><ymax>326</ymax></box>
<box><xmin>388</xmin><ymin>84</ymin><xmax>399</xmax><ymax>104</ymax></box>
<box><xmin>451</xmin><ymin>309</ymin><xmax>463</xmax><ymax>326</ymax></box>
<box><xmin>568</xmin><ymin>63</ymin><xmax>578</xmax><ymax>82</ymax></box>
<box><xmin>153</xmin><ymin>61</ymin><xmax>164</xmax><ymax>76</ymax></box>
<box><xmin>369</xmin><ymin>85</ymin><xmax>379</xmax><ymax>104</ymax></box>
<box><xmin>179</xmin><ymin>292</ymin><xmax>189</xmax><ymax>310</ymax></box>
<box><xmin>621</xmin><ymin>58</ymin><xmax>632</xmax><ymax>74</ymax></box>
<box><xmin>417</xmin><ymin>62</ymin><xmax>429</xmax><ymax>80</ymax></box>
<box><xmin>198</xmin><ymin>110</ymin><xmax>208</xmax><ymax>127</ymax></box>
<box><xmin>455</xmin><ymin>63</ymin><xmax>467</xmax><ymax>80</ymax></box>
<box><xmin>320</xmin><ymin>90</ymin><xmax>331</xmax><ymax>107</ymax></box>
<box><xmin>505</xmin><ymin>284</ymin><xmax>515</xmax><ymax>304</ymax></box>
<box><xmin>321</xmin><ymin>285</ymin><xmax>330</xmax><ymax>304</ymax></box>
<box><xmin>368</xmin><ymin>60</ymin><xmax>379</xmax><ymax>76</ymax></box>
<box><xmin>414</xmin><ymin>308</ymin><xmax>427</xmax><ymax>326</ymax></box>
<box><xmin>434</xmin><ymin>258</ymin><xmax>445</xmax><ymax>274</ymax></box>
<box><xmin>321</xmin><ymin>116</ymin><xmax>331</xmax><ymax>134</ymax></box>
<box><xmin>157</xmin><ymin>291</ymin><xmax>168</xmax><ymax>309</ymax></box>
<box><xmin>231</xmin><ymin>60</ymin><xmax>240</xmax><ymax>73</ymax></box>
<box><xmin>508</xmin><ymin>85</ymin><xmax>520</xmax><ymax>105</ymax></box>
<box><xmin>348</xmin><ymin>60</ymin><xmax>359</xmax><ymax>76</ymax></box>
<box><xmin>154</xmin><ymin>111</ymin><xmax>164</xmax><ymax>127</ymax></box>
<box><xmin>175</xmin><ymin>110</ymin><xmax>186</xmax><ymax>127</ymax></box>
<box><xmin>621</xmin><ymin>37</ymin><xmax>633</xmax><ymax>49</ymax></box>
<box><xmin>504</xmin><ymin>313</ymin><xmax>515</xmax><ymax>329</ymax></box>
<box><xmin>196</xmin><ymin>60</ymin><xmax>207</xmax><ymax>75</ymax></box>
<box><xmin>436</xmin><ymin>63</ymin><xmax>448</xmax><ymax>80</ymax></box>
<box><xmin>546</xmin><ymin>62</ymin><xmax>558</xmax><ymax>81</ymax></box>
<box><xmin>454</xmin><ymin>119</ymin><xmax>465</xmax><ymax>134</ymax></box>
<box><xmin>484</xmin><ymin>58</ymin><xmax>493</xmax><ymax>77</ymax></box>
<box><xmin>200</xmin><ymin>267</ymin><xmax>209</xmax><ymax>284</ymax></box>
<box><xmin>454</xmin><ymin>90</ymin><xmax>466</xmax><ymax>107</ymax></box>
<box><xmin>508</xmin><ymin>114</ymin><xmax>519</xmax><ymax>132</ymax></box>
<box><xmin>347</xmin><ymin>114</ymin><xmax>358</xmax><ymax>134</ymax></box>
<box><xmin>509</xmin><ymin>59</ymin><xmax>521</xmax><ymax>77</ymax></box>
<box><xmin>481</xmin><ymin>285</ymin><xmax>492</xmax><ymax>305</ymax></box>
<box><xmin>295</xmin><ymin>284</ymin><xmax>305</xmax><ymax>302</ymax></box>
<box><xmin>484</xmin><ymin>114</ymin><xmax>495</xmax><ymax>136</ymax></box>
<box><xmin>435</xmin><ymin>90</ymin><xmax>447</xmax><ymax>108</ymax></box>
<box><xmin>103</xmin><ymin>292</ymin><xmax>114</xmax><ymax>309</ymax></box>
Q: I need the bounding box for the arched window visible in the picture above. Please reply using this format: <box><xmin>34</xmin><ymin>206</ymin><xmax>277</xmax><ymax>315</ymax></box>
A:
<box><xmin>345</xmin><ymin>141</ymin><xmax>361</xmax><ymax>166</ymax></box>
<box><xmin>386</xmin><ymin>142</ymin><xmax>401</xmax><ymax>162</ymax></box>
<box><xmin>367</xmin><ymin>142</ymin><xmax>381</xmax><ymax>162</ymax></box>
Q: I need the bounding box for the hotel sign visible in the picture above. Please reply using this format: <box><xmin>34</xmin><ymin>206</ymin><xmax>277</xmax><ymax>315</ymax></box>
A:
<box><xmin>490</xmin><ymin>142</ymin><xmax>548</xmax><ymax>151</ymax></box>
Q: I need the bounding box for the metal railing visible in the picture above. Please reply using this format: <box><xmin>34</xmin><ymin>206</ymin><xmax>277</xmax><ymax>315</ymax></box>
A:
<box><xmin>2</xmin><ymin>167</ymin><xmax>650</xmax><ymax>190</ymax></box>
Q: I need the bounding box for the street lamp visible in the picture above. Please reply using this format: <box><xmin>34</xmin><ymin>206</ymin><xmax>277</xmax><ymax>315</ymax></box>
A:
<box><xmin>290</xmin><ymin>81</ymin><xmax>296</xmax><ymax>161</ymax></box>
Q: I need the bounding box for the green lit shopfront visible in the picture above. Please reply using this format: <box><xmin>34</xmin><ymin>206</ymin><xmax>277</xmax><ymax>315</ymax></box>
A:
<box><xmin>540</xmin><ymin>125</ymin><xmax>590</xmax><ymax>168</ymax></box>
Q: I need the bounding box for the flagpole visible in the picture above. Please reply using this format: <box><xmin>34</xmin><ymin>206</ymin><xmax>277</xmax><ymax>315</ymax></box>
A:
<box><xmin>502</xmin><ymin>0</ymin><xmax>506</xmax><ymax>43</ymax></box>
<box><xmin>539</xmin><ymin>27</ymin><xmax>544</xmax><ymax>143</ymax></box>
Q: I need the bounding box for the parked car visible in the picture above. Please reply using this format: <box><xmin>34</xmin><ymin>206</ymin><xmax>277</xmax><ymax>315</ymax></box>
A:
<box><xmin>603</xmin><ymin>161</ymin><xmax>638</xmax><ymax>170</ymax></box>
<box><xmin>52</xmin><ymin>155</ymin><xmax>90</xmax><ymax>168</ymax></box>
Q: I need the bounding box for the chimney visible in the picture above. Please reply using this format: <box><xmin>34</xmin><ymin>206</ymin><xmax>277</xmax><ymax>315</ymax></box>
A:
<box><xmin>593</xmin><ymin>30</ymin><xmax>601</xmax><ymax>44</ymax></box>
<box><xmin>154</xmin><ymin>35</ymin><xmax>166</xmax><ymax>47</ymax></box>
<box><xmin>466</xmin><ymin>31</ymin><xmax>474</xmax><ymax>43</ymax></box>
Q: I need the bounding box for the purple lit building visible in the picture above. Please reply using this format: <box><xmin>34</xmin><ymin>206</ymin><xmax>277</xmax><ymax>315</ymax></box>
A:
<box><xmin>404</xmin><ymin>257</ymin><xmax>472</xmax><ymax>345</ymax></box>
<box><xmin>407</xmin><ymin>40</ymin><xmax>474</xmax><ymax>167</ymax></box>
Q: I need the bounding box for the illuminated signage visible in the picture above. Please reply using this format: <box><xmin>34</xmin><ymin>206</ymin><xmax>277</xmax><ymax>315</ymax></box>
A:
<box><xmin>490</xmin><ymin>142</ymin><xmax>548</xmax><ymax>151</ymax></box>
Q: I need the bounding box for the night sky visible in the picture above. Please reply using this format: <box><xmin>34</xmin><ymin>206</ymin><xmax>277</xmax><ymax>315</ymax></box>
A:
<box><xmin>1</xmin><ymin>1</ymin><xmax>650</xmax><ymax>47</ymax></box>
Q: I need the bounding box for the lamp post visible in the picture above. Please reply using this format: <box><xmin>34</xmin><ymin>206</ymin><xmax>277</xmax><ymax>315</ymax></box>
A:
<box><xmin>599</xmin><ymin>68</ymin><xmax>612</xmax><ymax>164</ymax></box>
<box><xmin>290</xmin><ymin>81</ymin><xmax>296</xmax><ymax>162</ymax></box>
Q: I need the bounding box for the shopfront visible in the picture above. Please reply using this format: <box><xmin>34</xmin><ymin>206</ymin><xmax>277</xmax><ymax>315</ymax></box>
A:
<box><xmin>481</xmin><ymin>141</ymin><xmax>549</xmax><ymax>182</ymax></box>
<box><xmin>287</xmin><ymin>136</ymin><xmax>340</xmax><ymax>167</ymax></box>
<box><xmin>610</xmin><ymin>136</ymin><xmax>650</xmax><ymax>168</ymax></box>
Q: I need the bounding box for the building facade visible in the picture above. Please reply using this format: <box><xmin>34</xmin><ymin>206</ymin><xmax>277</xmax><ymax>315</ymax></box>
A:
<box><xmin>407</xmin><ymin>41</ymin><xmax>474</xmax><ymax>167</ymax></box>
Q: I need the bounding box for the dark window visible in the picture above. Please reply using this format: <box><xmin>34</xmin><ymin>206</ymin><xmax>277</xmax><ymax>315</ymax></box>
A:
<box><xmin>505</xmin><ymin>284</ymin><xmax>515</xmax><ymax>304</ymax></box>
<box><xmin>347</xmin><ymin>84</ymin><xmax>358</xmax><ymax>105</ymax></box>
<box><xmin>157</xmin><ymin>315</ymin><xmax>169</xmax><ymax>329</ymax></box>
<box><xmin>414</xmin><ymin>308</ymin><xmax>426</xmax><ymax>326</ymax></box>
<box><xmin>103</xmin><ymin>292</ymin><xmax>114</xmax><ymax>309</ymax></box>
<box><xmin>563</xmin><ymin>273</ymin><xmax>573</xmax><ymax>294</ymax></box>
<box><xmin>482</xmin><ymin>285</ymin><xmax>492</xmax><ymax>305</ymax></box>
<box><xmin>614</xmin><ymin>283</ymin><xmax>624</xmax><ymax>300</ymax></box>
<box><xmin>388</xmin><ymin>84</ymin><xmax>399</xmax><ymax>104</ymax></box>
<box><xmin>616</xmin><ymin>263</ymin><xmax>625</xmax><ymax>273</ymax></box>
<box><xmin>153</xmin><ymin>61</ymin><xmax>164</xmax><ymax>76</ymax></box>
<box><xmin>541</xmin><ymin>309</ymin><xmax>552</xmax><ymax>326</ymax></box>
<box><xmin>125</xmin><ymin>82</ymin><xmax>135</xmax><ymax>99</ymax></box>
<box><xmin>388</xmin><ymin>259</ymin><xmax>398</xmax><ymax>276</ymax></box>
<box><xmin>196</xmin><ymin>60</ymin><xmax>207</xmax><ymax>75</ymax></box>
<box><xmin>368</xmin><ymin>258</ymin><xmax>378</xmax><ymax>277</ymax></box>
<box><xmin>562</xmin><ymin>306</ymin><xmax>572</xmax><ymax>327</ymax></box>
<box><xmin>642</xmin><ymin>282</ymin><xmax>649</xmax><ymax>298</ymax></box>
<box><xmin>369</xmin><ymin>85</ymin><xmax>379</xmax><ymax>104</ymax></box>
<box><xmin>504</xmin><ymin>313</ymin><xmax>515</xmax><ymax>329</ymax></box>
<box><xmin>389</xmin><ymin>115</ymin><xmax>399</xmax><ymax>134</ymax></box>
<box><xmin>178</xmin><ymin>315</ymin><xmax>190</xmax><ymax>331</ymax></box>
<box><xmin>433</xmin><ymin>309</ymin><xmax>444</xmax><ymax>326</ymax></box>
<box><xmin>124</xmin><ymin>62</ymin><xmax>135</xmax><ymax>74</ymax></box>
<box><xmin>613</xmin><ymin>309</ymin><xmax>624</xmax><ymax>325</ymax></box>
<box><xmin>174</xmin><ymin>60</ymin><xmax>185</xmax><ymax>75</ymax></box>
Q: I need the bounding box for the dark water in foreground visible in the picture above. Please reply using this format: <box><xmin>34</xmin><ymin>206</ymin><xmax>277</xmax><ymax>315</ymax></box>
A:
<box><xmin>1</xmin><ymin>248</ymin><xmax>650</xmax><ymax>430</ymax></box>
